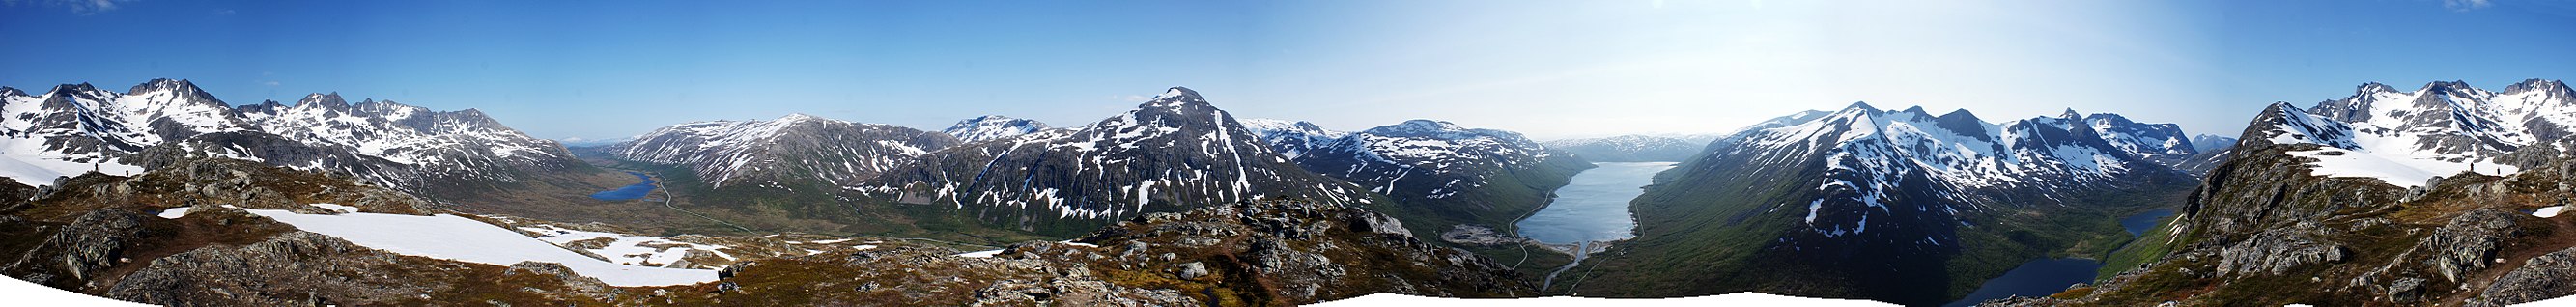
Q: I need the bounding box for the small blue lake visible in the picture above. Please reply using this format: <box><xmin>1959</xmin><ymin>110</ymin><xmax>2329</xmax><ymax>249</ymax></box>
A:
<box><xmin>1944</xmin><ymin>209</ymin><xmax>2175</xmax><ymax>306</ymax></box>
<box><xmin>589</xmin><ymin>171</ymin><xmax>658</xmax><ymax>201</ymax></box>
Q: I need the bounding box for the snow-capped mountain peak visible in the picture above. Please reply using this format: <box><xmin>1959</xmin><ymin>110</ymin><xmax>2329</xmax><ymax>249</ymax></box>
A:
<box><xmin>294</xmin><ymin>92</ymin><xmax>354</xmax><ymax>111</ymax></box>
<box><xmin>1655</xmin><ymin>104</ymin><xmax>2199</xmax><ymax>254</ymax></box>
<box><xmin>1144</xmin><ymin>87</ymin><xmax>1206</xmax><ymax>108</ymax></box>
<box><xmin>775</xmin><ymin>113</ymin><xmax>831</xmax><ymax>123</ymax></box>
<box><xmin>941</xmin><ymin>115</ymin><xmax>1051</xmax><ymax>144</ymax></box>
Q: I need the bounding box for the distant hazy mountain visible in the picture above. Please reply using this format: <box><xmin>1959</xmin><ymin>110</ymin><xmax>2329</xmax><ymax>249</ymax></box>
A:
<box><xmin>556</xmin><ymin>136</ymin><xmax>637</xmax><ymax>147</ymax></box>
<box><xmin>1238</xmin><ymin>118</ymin><xmax>1348</xmax><ymax>159</ymax></box>
<box><xmin>606</xmin><ymin>113</ymin><xmax>957</xmax><ymax>189</ymax></box>
<box><xmin>1545</xmin><ymin>135</ymin><xmax>1700</xmax><ymax>162</ymax></box>
<box><xmin>940</xmin><ymin>115</ymin><xmax>1051</xmax><ymax>144</ymax></box>
<box><xmin>1581</xmin><ymin>103</ymin><xmax>2197</xmax><ymax>304</ymax></box>
<box><xmin>2189</xmin><ymin>134</ymin><xmax>2237</xmax><ymax>154</ymax></box>
<box><xmin>859</xmin><ymin>87</ymin><xmax>1377</xmax><ymax>235</ymax></box>
<box><xmin>0</xmin><ymin>79</ymin><xmax>577</xmax><ymax>192</ymax></box>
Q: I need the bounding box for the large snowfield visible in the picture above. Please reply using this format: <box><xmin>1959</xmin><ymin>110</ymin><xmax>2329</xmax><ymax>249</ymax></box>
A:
<box><xmin>2286</xmin><ymin>149</ymin><xmax>2519</xmax><ymax>188</ymax></box>
<box><xmin>234</xmin><ymin>206</ymin><xmax>719</xmax><ymax>287</ymax></box>
<box><xmin>0</xmin><ymin>142</ymin><xmax>145</xmax><ymax>186</ymax></box>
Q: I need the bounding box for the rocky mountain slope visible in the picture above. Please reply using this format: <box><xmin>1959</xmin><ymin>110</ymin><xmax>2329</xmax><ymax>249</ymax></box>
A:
<box><xmin>942</xmin><ymin>115</ymin><xmax>1052</xmax><ymax>144</ymax></box>
<box><xmin>1285</xmin><ymin>120</ymin><xmax>1592</xmax><ymax>237</ymax></box>
<box><xmin>0</xmin><ymin>156</ymin><xmax>1525</xmax><ymax>306</ymax></box>
<box><xmin>859</xmin><ymin>87</ymin><xmax>1377</xmax><ymax>236</ymax></box>
<box><xmin>0</xmin><ymin>79</ymin><xmax>580</xmax><ymax>195</ymax></box>
<box><xmin>605</xmin><ymin>113</ymin><xmax>959</xmax><ymax>189</ymax></box>
<box><xmin>1545</xmin><ymin>135</ymin><xmax>1700</xmax><ymax>162</ymax></box>
<box><xmin>1995</xmin><ymin>79</ymin><xmax>2576</xmax><ymax>306</ymax></box>
<box><xmin>1576</xmin><ymin>103</ymin><xmax>2199</xmax><ymax>304</ymax></box>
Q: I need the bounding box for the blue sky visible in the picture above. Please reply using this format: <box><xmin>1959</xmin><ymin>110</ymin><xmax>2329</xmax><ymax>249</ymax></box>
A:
<box><xmin>2</xmin><ymin>0</ymin><xmax>2570</xmax><ymax>141</ymax></box>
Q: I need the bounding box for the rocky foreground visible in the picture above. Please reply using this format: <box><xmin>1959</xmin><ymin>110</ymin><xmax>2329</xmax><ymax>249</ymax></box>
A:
<box><xmin>0</xmin><ymin>158</ymin><xmax>1528</xmax><ymax>306</ymax></box>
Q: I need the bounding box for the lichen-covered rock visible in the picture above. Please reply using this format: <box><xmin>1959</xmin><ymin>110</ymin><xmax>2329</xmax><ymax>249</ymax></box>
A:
<box><xmin>2410</xmin><ymin>209</ymin><xmax>2518</xmax><ymax>282</ymax></box>
<box><xmin>2469</xmin><ymin>246</ymin><xmax>2576</xmax><ymax>307</ymax></box>
<box><xmin>3</xmin><ymin>209</ymin><xmax>147</xmax><ymax>287</ymax></box>
<box><xmin>2215</xmin><ymin>228</ymin><xmax>2345</xmax><ymax>276</ymax></box>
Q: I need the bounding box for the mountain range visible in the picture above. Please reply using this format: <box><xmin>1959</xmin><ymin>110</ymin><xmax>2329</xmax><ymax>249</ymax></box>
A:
<box><xmin>0</xmin><ymin>79</ymin><xmax>580</xmax><ymax>196</ymax></box>
<box><xmin>1577</xmin><ymin>102</ymin><xmax>2205</xmax><ymax>304</ymax></box>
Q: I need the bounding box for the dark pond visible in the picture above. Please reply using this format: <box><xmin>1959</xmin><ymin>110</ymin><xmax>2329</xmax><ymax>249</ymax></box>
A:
<box><xmin>1945</xmin><ymin>209</ymin><xmax>2173</xmax><ymax>306</ymax></box>
<box><xmin>1942</xmin><ymin>258</ymin><xmax>2108</xmax><ymax>307</ymax></box>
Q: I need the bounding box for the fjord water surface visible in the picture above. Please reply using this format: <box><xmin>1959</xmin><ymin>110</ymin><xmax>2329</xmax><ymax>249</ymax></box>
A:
<box><xmin>1515</xmin><ymin>162</ymin><xmax>1676</xmax><ymax>244</ymax></box>
<box><xmin>589</xmin><ymin>171</ymin><xmax>659</xmax><ymax>201</ymax></box>
<box><xmin>1514</xmin><ymin>160</ymin><xmax>1679</xmax><ymax>244</ymax></box>
<box><xmin>1518</xmin><ymin>161</ymin><xmax>1676</xmax><ymax>291</ymax></box>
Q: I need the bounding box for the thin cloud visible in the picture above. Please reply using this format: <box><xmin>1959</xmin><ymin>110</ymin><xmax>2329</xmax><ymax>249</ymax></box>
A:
<box><xmin>1</xmin><ymin>0</ymin><xmax>137</xmax><ymax>15</ymax></box>
<box><xmin>2445</xmin><ymin>0</ymin><xmax>2492</xmax><ymax>11</ymax></box>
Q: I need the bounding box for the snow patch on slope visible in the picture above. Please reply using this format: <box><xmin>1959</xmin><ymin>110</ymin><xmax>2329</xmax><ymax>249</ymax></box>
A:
<box><xmin>240</xmin><ymin>207</ymin><xmax>718</xmax><ymax>287</ymax></box>
<box><xmin>519</xmin><ymin>225</ymin><xmax>737</xmax><ymax>267</ymax></box>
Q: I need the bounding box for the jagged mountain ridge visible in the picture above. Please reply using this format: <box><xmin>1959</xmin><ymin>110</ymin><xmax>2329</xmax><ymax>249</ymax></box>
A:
<box><xmin>605</xmin><ymin>114</ymin><xmax>959</xmax><ymax>189</ymax></box>
<box><xmin>0</xmin><ymin>79</ymin><xmax>575</xmax><ymax>191</ymax></box>
<box><xmin>859</xmin><ymin>87</ymin><xmax>1376</xmax><ymax>235</ymax></box>
<box><xmin>2083</xmin><ymin>112</ymin><xmax>2197</xmax><ymax>165</ymax></box>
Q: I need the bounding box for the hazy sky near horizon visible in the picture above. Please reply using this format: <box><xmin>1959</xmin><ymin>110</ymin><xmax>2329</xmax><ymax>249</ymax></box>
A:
<box><xmin>3</xmin><ymin>0</ymin><xmax>2571</xmax><ymax>141</ymax></box>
